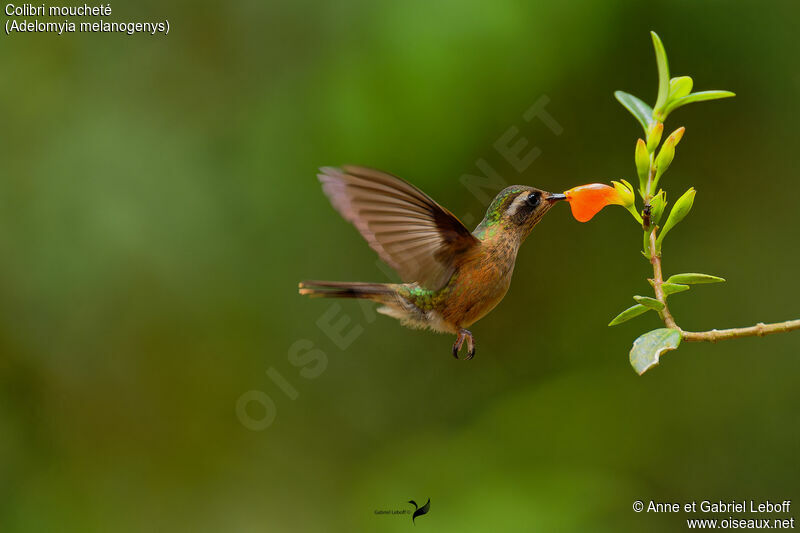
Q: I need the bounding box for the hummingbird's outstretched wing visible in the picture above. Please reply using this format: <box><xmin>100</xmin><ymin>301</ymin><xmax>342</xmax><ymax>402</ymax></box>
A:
<box><xmin>318</xmin><ymin>166</ymin><xmax>479</xmax><ymax>290</ymax></box>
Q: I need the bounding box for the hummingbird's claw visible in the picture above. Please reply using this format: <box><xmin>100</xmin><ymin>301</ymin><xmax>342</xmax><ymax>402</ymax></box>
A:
<box><xmin>452</xmin><ymin>333</ymin><xmax>465</xmax><ymax>359</ymax></box>
<box><xmin>452</xmin><ymin>329</ymin><xmax>475</xmax><ymax>360</ymax></box>
<box><xmin>465</xmin><ymin>333</ymin><xmax>475</xmax><ymax>360</ymax></box>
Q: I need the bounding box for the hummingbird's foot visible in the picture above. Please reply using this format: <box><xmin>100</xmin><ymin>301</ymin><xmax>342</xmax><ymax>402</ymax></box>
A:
<box><xmin>452</xmin><ymin>328</ymin><xmax>475</xmax><ymax>360</ymax></box>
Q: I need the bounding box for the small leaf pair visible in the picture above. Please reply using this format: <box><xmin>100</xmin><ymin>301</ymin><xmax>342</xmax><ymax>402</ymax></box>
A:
<box><xmin>615</xmin><ymin>32</ymin><xmax>734</xmax><ymax>132</ymax></box>
<box><xmin>608</xmin><ymin>296</ymin><xmax>665</xmax><ymax>327</ymax></box>
<box><xmin>608</xmin><ymin>272</ymin><xmax>724</xmax><ymax>326</ymax></box>
<box><xmin>651</xmin><ymin>31</ymin><xmax>735</xmax><ymax>122</ymax></box>
<box><xmin>648</xmin><ymin>280</ymin><xmax>690</xmax><ymax>295</ymax></box>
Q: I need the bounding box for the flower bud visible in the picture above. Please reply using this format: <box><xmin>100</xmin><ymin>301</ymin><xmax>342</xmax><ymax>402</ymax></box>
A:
<box><xmin>667</xmin><ymin>126</ymin><xmax>685</xmax><ymax>146</ymax></box>
<box><xmin>656</xmin><ymin>187</ymin><xmax>696</xmax><ymax>250</ymax></box>
<box><xmin>649</xmin><ymin>190</ymin><xmax>666</xmax><ymax>226</ymax></box>
<box><xmin>652</xmin><ymin>127</ymin><xmax>685</xmax><ymax>194</ymax></box>
<box><xmin>635</xmin><ymin>138</ymin><xmax>650</xmax><ymax>194</ymax></box>
<box><xmin>611</xmin><ymin>180</ymin><xmax>635</xmax><ymax>208</ymax></box>
<box><xmin>646</xmin><ymin>122</ymin><xmax>663</xmax><ymax>152</ymax></box>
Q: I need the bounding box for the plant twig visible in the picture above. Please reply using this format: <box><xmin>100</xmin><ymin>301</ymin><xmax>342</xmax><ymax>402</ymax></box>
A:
<box><xmin>615</xmin><ymin>32</ymin><xmax>798</xmax><ymax>373</ymax></box>
<box><xmin>650</xmin><ymin>228</ymin><xmax>800</xmax><ymax>343</ymax></box>
<box><xmin>648</xmin><ymin>229</ymin><xmax>678</xmax><ymax>329</ymax></box>
<box><xmin>681</xmin><ymin>320</ymin><xmax>800</xmax><ymax>342</ymax></box>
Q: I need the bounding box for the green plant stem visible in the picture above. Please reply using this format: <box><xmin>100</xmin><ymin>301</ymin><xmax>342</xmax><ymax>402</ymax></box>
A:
<box><xmin>649</xmin><ymin>229</ymin><xmax>800</xmax><ymax>343</ymax></box>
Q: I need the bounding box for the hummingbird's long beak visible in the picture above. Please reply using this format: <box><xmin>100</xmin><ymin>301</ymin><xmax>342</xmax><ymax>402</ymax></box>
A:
<box><xmin>547</xmin><ymin>193</ymin><xmax>567</xmax><ymax>203</ymax></box>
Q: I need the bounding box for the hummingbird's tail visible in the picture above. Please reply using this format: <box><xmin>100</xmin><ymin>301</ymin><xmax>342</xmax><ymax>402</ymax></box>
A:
<box><xmin>299</xmin><ymin>280</ymin><xmax>442</xmax><ymax>333</ymax></box>
<box><xmin>298</xmin><ymin>280</ymin><xmax>394</xmax><ymax>300</ymax></box>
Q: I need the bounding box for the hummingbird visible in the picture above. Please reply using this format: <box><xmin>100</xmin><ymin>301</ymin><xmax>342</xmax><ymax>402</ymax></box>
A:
<box><xmin>298</xmin><ymin>166</ymin><xmax>567</xmax><ymax>359</ymax></box>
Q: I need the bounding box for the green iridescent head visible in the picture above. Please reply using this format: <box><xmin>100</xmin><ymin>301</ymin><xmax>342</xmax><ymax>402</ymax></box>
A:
<box><xmin>473</xmin><ymin>185</ymin><xmax>566</xmax><ymax>240</ymax></box>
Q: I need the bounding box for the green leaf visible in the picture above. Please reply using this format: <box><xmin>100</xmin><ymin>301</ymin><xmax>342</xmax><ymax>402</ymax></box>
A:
<box><xmin>668</xmin><ymin>76</ymin><xmax>694</xmax><ymax>100</ymax></box>
<box><xmin>662</xmin><ymin>282</ymin><xmax>690</xmax><ymax>295</ymax></box>
<box><xmin>656</xmin><ymin>187</ymin><xmax>695</xmax><ymax>250</ymax></box>
<box><xmin>633</xmin><ymin>295</ymin><xmax>665</xmax><ymax>311</ymax></box>
<box><xmin>615</xmin><ymin>91</ymin><xmax>655</xmax><ymax>133</ymax></box>
<box><xmin>663</xmin><ymin>90</ymin><xmax>736</xmax><ymax>116</ymax></box>
<box><xmin>629</xmin><ymin>328</ymin><xmax>682</xmax><ymax>375</ymax></box>
<box><xmin>608</xmin><ymin>304</ymin><xmax>651</xmax><ymax>326</ymax></box>
<box><xmin>666</xmin><ymin>273</ymin><xmax>726</xmax><ymax>284</ymax></box>
<box><xmin>651</xmin><ymin>32</ymin><xmax>671</xmax><ymax>113</ymax></box>
<box><xmin>647</xmin><ymin>280</ymin><xmax>691</xmax><ymax>295</ymax></box>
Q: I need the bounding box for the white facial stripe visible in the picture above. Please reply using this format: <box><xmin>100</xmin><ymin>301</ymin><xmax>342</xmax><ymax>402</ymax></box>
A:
<box><xmin>506</xmin><ymin>192</ymin><xmax>531</xmax><ymax>217</ymax></box>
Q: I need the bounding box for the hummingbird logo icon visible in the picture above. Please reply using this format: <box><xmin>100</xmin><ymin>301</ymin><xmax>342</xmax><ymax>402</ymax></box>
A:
<box><xmin>408</xmin><ymin>498</ymin><xmax>430</xmax><ymax>524</ymax></box>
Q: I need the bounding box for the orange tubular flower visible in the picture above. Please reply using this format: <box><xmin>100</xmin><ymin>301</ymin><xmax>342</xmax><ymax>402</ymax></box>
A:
<box><xmin>564</xmin><ymin>181</ymin><xmax>636</xmax><ymax>222</ymax></box>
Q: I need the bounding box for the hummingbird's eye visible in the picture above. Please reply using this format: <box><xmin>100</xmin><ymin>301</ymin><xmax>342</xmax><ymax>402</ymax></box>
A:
<box><xmin>525</xmin><ymin>191</ymin><xmax>542</xmax><ymax>209</ymax></box>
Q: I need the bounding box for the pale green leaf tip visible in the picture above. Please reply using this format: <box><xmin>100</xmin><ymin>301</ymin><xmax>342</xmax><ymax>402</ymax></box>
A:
<box><xmin>694</xmin><ymin>90</ymin><xmax>736</xmax><ymax>99</ymax></box>
<box><xmin>609</xmin><ymin>316</ymin><xmax>633</xmax><ymax>327</ymax></box>
<box><xmin>608</xmin><ymin>304</ymin><xmax>650</xmax><ymax>326</ymax></box>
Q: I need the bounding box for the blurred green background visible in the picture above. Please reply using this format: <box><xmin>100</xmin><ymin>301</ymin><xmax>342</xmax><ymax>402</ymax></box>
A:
<box><xmin>1</xmin><ymin>1</ymin><xmax>798</xmax><ymax>531</ymax></box>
